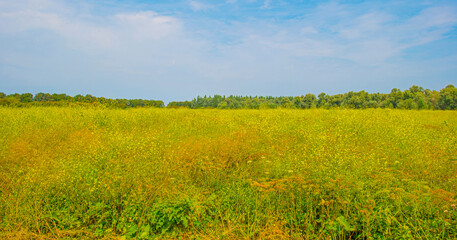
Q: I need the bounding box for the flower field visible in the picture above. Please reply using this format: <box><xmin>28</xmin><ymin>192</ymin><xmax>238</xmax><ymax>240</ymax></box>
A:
<box><xmin>0</xmin><ymin>107</ymin><xmax>456</xmax><ymax>239</ymax></box>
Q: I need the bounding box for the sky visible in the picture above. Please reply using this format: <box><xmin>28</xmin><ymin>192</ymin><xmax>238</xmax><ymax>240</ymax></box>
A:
<box><xmin>1</xmin><ymin>0</ymin><xmax>457</xmax><ymax>102</ymax></box>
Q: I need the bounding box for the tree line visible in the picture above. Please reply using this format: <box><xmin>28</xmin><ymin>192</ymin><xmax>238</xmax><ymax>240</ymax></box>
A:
<box><xmin>168</xmin><ymin>85</ymin><xmax>457</xmax><ymax>110</ymax></box>
<box><xmin>0</xmin><ymin>92</ymin><xmax>164</xmax><ymax>108</ymax></box>
<box><xmin>1</xmin><ymin>85</ymin><xmax>456</xmax><ymax>109</ymax></box>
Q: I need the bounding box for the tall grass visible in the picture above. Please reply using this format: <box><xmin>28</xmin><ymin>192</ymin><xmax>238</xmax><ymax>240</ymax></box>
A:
<box><xmin>0</xmin><ymin>107</ymin><xmax>456</xmax><ymax>239</ymax></box>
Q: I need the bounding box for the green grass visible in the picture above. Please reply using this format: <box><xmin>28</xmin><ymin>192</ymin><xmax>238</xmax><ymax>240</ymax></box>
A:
<box><xmin>1</xmin><ymin>107</ymin><xmax>456</xmax><ymax>239</ymax></box>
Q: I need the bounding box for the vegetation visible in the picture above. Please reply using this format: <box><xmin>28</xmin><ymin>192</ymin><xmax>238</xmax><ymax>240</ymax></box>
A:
<box><xmin>2</xmin><ymin>85</ymin><xmax>457</xmax><ymax>110</ymax></box>
<box><xmin>0</xmin><ymin>92</ymin><xmax>164</xmax><ymax>108</ymax></box>
<box><xmin>1</xmin><ymin>107</ymin><xmax>456</xmax><ymax>239</ymax></box>
<box><xmin>169</xmin><ymin>85</ymin><xmax>457</xmax><ymax>110</ymax></box>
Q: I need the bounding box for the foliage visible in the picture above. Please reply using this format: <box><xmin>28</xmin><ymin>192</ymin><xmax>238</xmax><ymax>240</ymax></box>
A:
<box><xmin>2</xmin><ymin>85</ymin><xmax>457</xmax><ymax>110</ymax></box>
<box><xmin>0</xmin><ymin>92</ymin><xmax>164</xmax><ymax>109</ymax></box>
<box><xmin>167</xmin><ymin>85</ymin><xmax>457</xmax><ymax>110</ymax></box>
<box><xmin>439</xmin><ymin>85</ymin><xmax>457</xmax><ymax>110</ymax></box>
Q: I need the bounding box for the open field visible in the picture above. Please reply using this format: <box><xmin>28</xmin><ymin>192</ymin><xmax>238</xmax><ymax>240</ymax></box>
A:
<box><xmin>0</xmin><ymin>107</ymin><xmax>456</xmax><ymax>239</ymax></box>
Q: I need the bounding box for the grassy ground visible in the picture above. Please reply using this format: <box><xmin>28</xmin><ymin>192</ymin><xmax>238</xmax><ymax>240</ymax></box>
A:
<box><xmin>0</xmin><ymin>107</ymin><xmax>456</xmax><ymax>239</ymax></box>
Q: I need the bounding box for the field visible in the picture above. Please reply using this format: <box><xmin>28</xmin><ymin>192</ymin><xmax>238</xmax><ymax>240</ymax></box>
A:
<box><xmin>0</xmin><ymin>107</ymin><xmax>456</xmax><ymax>239</ymax></box>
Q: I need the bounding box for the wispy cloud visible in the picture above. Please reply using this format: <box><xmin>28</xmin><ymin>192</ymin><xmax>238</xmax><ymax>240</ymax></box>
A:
<box><xmin>189</xmin><ymin>1</ymin><xmax>215</xmax><ymax>11</ymax></box>
<box><xmin>261</xmin><ymin>0</ymin><xmax>272</xmax><ymax>9</ymax></box>
<box><xmin>114</xmin><ymin>11</ymin><xmax>182</xmax><ymax>41</ymax></box>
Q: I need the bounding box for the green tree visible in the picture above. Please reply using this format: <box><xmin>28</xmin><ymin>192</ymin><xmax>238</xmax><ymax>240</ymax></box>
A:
<box><xmin>280</xmin><ymin>97</ymin><xmax>293</xmax><ymax>108</ymax></box>
<box><xmin>439</xmin><ymin>85</ymin><xmax>457</xmax><ymax>110</ymax></box>
<box><xmin>74</xmin><ymin>94</ymin><xmax>85</xmax><ymax>102</ymax></box>
<box><xmin>20</xmin><ymin>93</ymin><xmax>34</xmax><ymax>103</ymax></box>
<box><xmin>217</xmin><ymin>101</ymin><xmax>229</xmax><ymax>109</ymax></box>
<box><xmin>302</xmin><ymin>94</ymin><xmax>317</xmax><ymax>108</ymax></box>
<box><xmin>34</xmin><ymin>92</ymin><xmax>53</xmax><ymax>102</ymax></box>
<box><xmin>414</xmin><ymin>92</ymin><xmax>428</xmax><ymax>109</ymax></box>
<box><xmin>0</xmin><ymin>94</ymin><xmax>20</xmax><ymax>106</ymax></box>
<box><xmin>84</xmin><ymin>94</ymin><xmax>96</xmax><ymax>103</ymax></box>
<box><xmin>212</xmin><ymin>95</ymin><xmax>224</xmax><ymax>108</ymax></box>
<box><xmin>52</xmin><ymin>93</ymin><xmax>68</xmax><ymax>101</ymax></box>
<box><xmin>389</xmin><ymin>88</ymin><xmax>403</xmax><ymax>108</ymax></box>
<box><xmin>293</xmin><ymin>96</ymin><xmax>302</xmax><ymax>108</ymax></box>
<box><xmin>318</xmin><ymin>93</ymin><xmax>328</xmax><ymax>108</ymax></box>
<box><xmin>409</xmin><ymin>85</ymin><xmax>424</xmax><ymax>95</ymax></box>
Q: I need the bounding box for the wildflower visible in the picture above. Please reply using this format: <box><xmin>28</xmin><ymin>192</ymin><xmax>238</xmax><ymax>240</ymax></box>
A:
<box><xmin>444</xmin><ymin>210</ymin><xmax>449</xmax><ymax>213</ymax></box>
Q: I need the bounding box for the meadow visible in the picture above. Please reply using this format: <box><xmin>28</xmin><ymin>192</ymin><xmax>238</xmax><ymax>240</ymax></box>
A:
<box><xmin>0</xmin><ymin>107</ymin><xmax>456</xmax><ymax>239</ymax></box>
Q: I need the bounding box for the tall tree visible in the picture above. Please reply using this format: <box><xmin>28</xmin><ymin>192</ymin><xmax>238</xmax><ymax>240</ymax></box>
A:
<box><xmin>439</xmin><ymin>85</ymin><xmax>457</xmax><ymax>110</ymax></box>
<box><xmin>20</xmin><ymin>93</ymin><xmax>34</xmax><ymax>103</ymax></box>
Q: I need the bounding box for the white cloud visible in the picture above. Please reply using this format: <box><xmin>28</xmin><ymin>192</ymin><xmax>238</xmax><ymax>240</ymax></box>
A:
<box><xmin>189</xmin><ymin>1</ymin><xmax>214</xmax><ymax>11</ymax></box>
<box><xmin>261</xmin><ymin>0</ymin><xmax>271</xmax><ymax>9</ymax></box>
<box><xmin>337</xmin><ymin>12</ymin><xmax>393</xmax><ymax>40</ymax></box>
<box><xmin>282</xmin><ymin>3</ymin><xmax>457</xmax><ymax>66</ymax></box>
<box><xmin>408</xmin><ymin>6</ymin><xmax>457</xmax><ymax>28</ymax></box>
<box><xmin>0</xmin><ymin>9</ymin><xmax>117</xmax><ymax>50</ymax></box>
<box><xmin>0</xmin><ymin>1</ymin><xmax>183</xmax><ymax>52</ymax></box>
<box><xmin>300</xmin><ymin>26</ymin><xmax>318</xmax><ymax>35</ymax></box>
<box><xmin>114</xmin><ymin>11</ymin><xmax>182</xmax><ymax>41</ymax></box>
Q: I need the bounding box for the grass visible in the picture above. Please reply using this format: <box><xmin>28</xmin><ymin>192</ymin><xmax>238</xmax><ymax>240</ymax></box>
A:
<box><xmin>0</xmin><ymin>107</ymin><xmax>456</xmax><ymax>239</ymax></box>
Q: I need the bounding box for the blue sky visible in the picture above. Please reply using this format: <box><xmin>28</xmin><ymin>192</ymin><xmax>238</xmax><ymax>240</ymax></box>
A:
<box><xmin>1</xmin><ymin>0</ymin><xmax>456</xmax><ymax>102</ymax></box>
